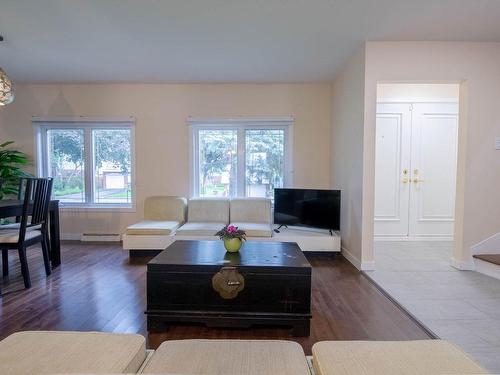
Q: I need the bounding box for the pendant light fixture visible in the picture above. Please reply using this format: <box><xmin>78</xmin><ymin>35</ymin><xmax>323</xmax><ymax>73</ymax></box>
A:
<box><xmin>0</xmin><ymin>35</ymin><xmax>14</xmax><ymax>106</ymax></box>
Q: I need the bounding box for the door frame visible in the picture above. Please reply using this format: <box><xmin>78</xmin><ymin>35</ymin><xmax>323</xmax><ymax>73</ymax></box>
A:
<box><xmin>368</xmin><ymin>82</ymin><xmax>466</xmax><ymax>269</ymax></box>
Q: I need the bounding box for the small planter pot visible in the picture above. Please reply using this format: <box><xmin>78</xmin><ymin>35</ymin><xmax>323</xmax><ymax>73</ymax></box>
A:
<box><xmin>223</xmin><ymin>238</ymin><xmax>242</xmax><ymax>253</ymax></box>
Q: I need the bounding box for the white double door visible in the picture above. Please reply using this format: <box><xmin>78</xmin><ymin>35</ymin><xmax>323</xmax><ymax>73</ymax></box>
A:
<box><xmin>374</xmin><ymin>102</ymin><xmax>459</xmax><ymax>237</ymax></box>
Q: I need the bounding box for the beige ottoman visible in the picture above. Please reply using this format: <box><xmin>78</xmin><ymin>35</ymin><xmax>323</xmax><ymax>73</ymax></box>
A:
<box><xmin>0</xmin><ymin>331</ymin><xmax>146</xmax><ymax>374</ymax></box>
<box><xmin>312</xmin><ymin>340</ymin><xmax>489</xmax><ymax>375</ymax></box>
<box><xmin>142</xmin><ymin>339</ymin><xmax>310</xmax><ymax>375</ymax></box>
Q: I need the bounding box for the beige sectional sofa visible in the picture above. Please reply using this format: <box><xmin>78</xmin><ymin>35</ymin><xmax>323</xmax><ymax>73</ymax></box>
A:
<box><xmin>123</xmin><ymin>196</ymin><xmax>272</xmax><ymax>252</ymax></box>
<box><xmin>0</xmin><ymin>331</ymin><xmax>489</xmax><ymax>374</ymax></box>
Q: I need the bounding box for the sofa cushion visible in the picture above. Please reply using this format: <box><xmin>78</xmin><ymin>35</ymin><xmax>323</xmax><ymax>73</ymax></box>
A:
<box><xmin>0</xmin><ymin>330</ymin><xmax>146</xmax><ymax>375</ymax></box>
<box><xmin>142</xmin><ymin>339</ymin><xmax>310</xmax><ymax>375</ymax></box>
<box><xmin>125</xmin><ymin>220</ymin><xmax>180</xmax><ymax>235</ymax></box>
<box><xmin>176</xmin><ymin>222</ymin><xmax>226</xmax><ymax>236</ymax></box>
<box><xmin>312</xmin><ymin>340</ymin><xmax>488</xmax><ymax>375</ymax></box>
<box><xmin>144</xmin><ymin>196</ymin><xmax>187</xmax><ymax>222</ymax></box>
<box><xmin>187</xmin><ymin>198</ymin><xmax>229</xmax><ymax>223</ymax></box>
<box><xmin>230</xmin><ymin>198</ymin><xmax>272</xmax><ymax>224</ymax></box>
<box><xmin>230</xmin><ymin>222</ymin><xmax>273</xmax><ymax>237</ymax></box>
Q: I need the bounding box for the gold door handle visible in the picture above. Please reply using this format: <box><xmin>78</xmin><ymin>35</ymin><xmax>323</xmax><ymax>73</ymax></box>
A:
<box><xmin>412</xmin><ymin>178</ymin><xmax>424</xmax><ymax>183</ymax></box>
<box><xmin>401</xmin><ymin>169</ymin><xmax>409</xmax><ymax>183</ymax></box>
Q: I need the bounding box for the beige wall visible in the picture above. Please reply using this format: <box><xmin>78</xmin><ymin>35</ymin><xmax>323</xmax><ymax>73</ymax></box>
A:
<box><xmin>0</xmin><ymin>83</ymin><xmax>332</xmax><ymax>237</ymax></box>
<box><xmin>330</xmin><ymin>48</ymin><xmax>371</xmax><ymax>269</ymax></box>
<box><xmin>364</xmin><ymin>42</ymin><xmax>500</xmax><ymax>268</ymax></box>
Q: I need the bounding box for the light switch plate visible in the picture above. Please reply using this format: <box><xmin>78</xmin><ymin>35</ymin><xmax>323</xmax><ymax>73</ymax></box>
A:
<box><xmin>496</xmin><ymin>137</ymin><xmax>500</xmax><ymax>150</ymax></box>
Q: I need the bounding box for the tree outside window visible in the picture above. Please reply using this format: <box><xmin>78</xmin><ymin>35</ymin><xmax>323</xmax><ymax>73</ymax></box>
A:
<box><xmin>195</xmin><ymin>126</ymin><xmax>287</xmax><ymax>198</ymax></box>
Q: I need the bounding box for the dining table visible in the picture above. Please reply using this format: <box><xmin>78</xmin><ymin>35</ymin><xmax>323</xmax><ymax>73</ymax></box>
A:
<box><xmin>0</xmin><ymin>199</ymin><xmax>61</xmax><ymax>267</ymax></box>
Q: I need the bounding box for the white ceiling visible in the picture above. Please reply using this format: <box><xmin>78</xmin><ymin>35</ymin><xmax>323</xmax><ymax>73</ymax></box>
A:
<box><xmin>1</xmin><ymin>0</ymin><xmax>500</xmax><ymax>83</ymax></box>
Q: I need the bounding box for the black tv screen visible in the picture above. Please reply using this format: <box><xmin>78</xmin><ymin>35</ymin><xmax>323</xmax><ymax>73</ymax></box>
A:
<box><xmin>274</xmin><ymin>188</ymin><xmax>340</xmax><ymax>230</ymax></box>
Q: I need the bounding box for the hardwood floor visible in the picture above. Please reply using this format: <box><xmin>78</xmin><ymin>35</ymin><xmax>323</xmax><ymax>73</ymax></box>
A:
<box><xmin>0</xmin><ymin>242</ymin><xmax>430</xmax><ymax>354</ymax></box>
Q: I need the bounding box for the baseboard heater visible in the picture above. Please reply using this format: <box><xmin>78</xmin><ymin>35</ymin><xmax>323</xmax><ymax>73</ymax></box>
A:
<box><xmin>81</xmin><ymin>233</ymin><xmax>121</xmax><ymax>242</ymax></box>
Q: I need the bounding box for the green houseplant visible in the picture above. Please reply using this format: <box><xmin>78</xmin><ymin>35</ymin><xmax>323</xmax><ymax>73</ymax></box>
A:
<box><xmin>0</xmin><ymin>140</ymin><xmax>31</xmax><ymax>200</ymax></box>
<box><xmin>216</xmin><ymin>225</ymin><xmax>246</xmax><ymax>252</ymax></box>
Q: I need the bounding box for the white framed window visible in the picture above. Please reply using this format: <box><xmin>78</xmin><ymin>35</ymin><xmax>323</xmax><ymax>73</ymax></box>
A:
<box><xmin>189</xmin><ymin>117</ymin><xmax>293</xmax><ymax>198</ymax></box>
<box><xmin>33</xmin><ymin>117</ymin><xmax>135</xmax><ymax>210</ymax></box>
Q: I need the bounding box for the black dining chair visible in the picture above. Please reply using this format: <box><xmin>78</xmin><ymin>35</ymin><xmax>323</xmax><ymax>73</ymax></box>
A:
<box><xmin>17</xmin><ymin>177</ymin><xmax>27</xmax><ymax>199</ymax></box>
<box><xmin>0</xmin><ymin>178</ymin><xmax>53</xmax><ymax>288</ymax></box>
<box><xmin>12</xmin><ymin>177</ymin><xmax>30</xmax><ymax>224</ymax></box>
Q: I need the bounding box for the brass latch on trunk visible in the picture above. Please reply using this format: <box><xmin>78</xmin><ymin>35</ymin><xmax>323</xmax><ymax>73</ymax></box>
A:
<box><xmin>212</xmin><ymin>266</ymin><xmax>245</xmax><ymax>299</ymax></box>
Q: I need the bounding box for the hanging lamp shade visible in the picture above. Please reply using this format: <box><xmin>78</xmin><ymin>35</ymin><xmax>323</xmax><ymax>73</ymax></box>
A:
<box><xmin>0</xmin><ymin>68</ymin><xmax>14</xmax><ymax>106</ymax></box>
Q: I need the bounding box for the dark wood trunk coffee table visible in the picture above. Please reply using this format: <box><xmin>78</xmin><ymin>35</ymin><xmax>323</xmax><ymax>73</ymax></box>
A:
<box><xmin>146</xmin><ymin>240</ymin><xmax>312</xmax><ymax>336</ymax></box>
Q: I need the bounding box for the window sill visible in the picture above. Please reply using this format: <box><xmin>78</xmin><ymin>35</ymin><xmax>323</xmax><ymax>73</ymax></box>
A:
<box><xmin>59</xmin><ymin>204</ymin><xmax>136</xmax><ymax>213</ymax></box>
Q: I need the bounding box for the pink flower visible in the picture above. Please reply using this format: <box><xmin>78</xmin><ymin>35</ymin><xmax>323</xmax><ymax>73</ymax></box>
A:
<box><xmin>227</xmin><ymin>225</ymin><xmax>237</xmax><ymax>233</ymax></box>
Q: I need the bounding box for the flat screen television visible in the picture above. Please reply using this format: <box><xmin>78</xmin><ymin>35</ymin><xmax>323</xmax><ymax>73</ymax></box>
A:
<box><xmin>273</xmin><ymin>188</ymin><xmax>340</xmax><ymax>231</ymax></box>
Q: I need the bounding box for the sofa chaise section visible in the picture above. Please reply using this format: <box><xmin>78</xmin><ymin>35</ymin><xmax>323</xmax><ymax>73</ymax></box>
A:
<box><xmin>176</xmin><ymin>198</ymin><xmax>229</xmax><ymax>236</ymax></box>
<box><xmin>312</xmin><ymin>340</ymin><xmax>489</xmax><ymax>375</ymax></box>
<box><xmin>127</xmin><ymin>196</ymin><xmax>187</xmax><ymax>235</ymax></box>
<box><xmin>142</xmin><ymin>339</ymin><xmax>311</xmax><ymax>375</ymax></box>
<box><xmin>229</xmin><ymin>197</ymin><xmax>272</xmax><ymax>237</ymax></box>
<box><xmin>123</xmin><ymin>196</ymin><xmax>186</xmax><ymax>250</ymax></box>
<box><xmin>0</xmin><ymin>330</ymin><xmax>146</xmax><ymax>375</ymax></box>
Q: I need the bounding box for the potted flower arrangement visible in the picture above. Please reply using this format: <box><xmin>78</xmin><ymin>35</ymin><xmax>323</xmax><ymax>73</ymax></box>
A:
<box><xmin>216</xmin><ymin>225</ymin><xmax>246</xmax><ymax>253</ymax></box>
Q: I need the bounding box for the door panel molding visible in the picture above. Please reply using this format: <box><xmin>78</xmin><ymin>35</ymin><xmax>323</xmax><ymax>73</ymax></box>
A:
<box><xmin>410</xmin><ymin>103</ymin><xmax>458</xmax><ymax>236</ymax></box>
<box><xmin>374</xmin><ymin>104</ymin><xmax>411</xmax><ymax>236</ymax></box>
<box><xmin>374</xmin><ymin>114</ymin><xmax>402</xmax><ymax>219</ymax></box>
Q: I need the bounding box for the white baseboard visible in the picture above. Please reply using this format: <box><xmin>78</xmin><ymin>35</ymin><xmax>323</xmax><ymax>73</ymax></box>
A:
<box><xmin>474</xmin><ymin>258</ymin><xmax>500</xmax><ymax>280</ymax></box>
<box><xmin>60</xmin><ymin>233</ymin><xmax>82</xmax><ymax>241</ymax></box>
<box><xmin>361</xmin><ymin>260</ymin><xmax>376</xmax><ymax>271</ymax></box>
<box><xmin>450</xmin><ymin>256</ymin><xmax>476</xmax><ymax>271</ymax></box>
<box><xmin>341</xmin><ymin>246</ymin><xmax>361</xmax><ymax>270</ymax></box>
<box><xmin>61</xmin><ymin>233</ymin><xmax>122</xmax><ymax>242</ymax></box>
<box><xmin>341</xmin><ymin>246</ymin><xmax>375</xmax><ymax>270</ymax></box>
<box><xmin>374</xmin><ymin>236</ymin><xmax>453</xmax><ymax>242</ymax></box>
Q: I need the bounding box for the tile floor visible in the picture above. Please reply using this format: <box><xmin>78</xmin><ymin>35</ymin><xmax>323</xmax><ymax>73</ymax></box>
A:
<box><xmin>366</xmin><ymin>241</ymin><xmax>500</xmax><ymax>373</ymax></box>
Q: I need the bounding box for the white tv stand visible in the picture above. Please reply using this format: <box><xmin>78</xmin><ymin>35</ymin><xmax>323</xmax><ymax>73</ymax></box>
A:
<box><xmin>253</xmin><ymin>225</ymin><xmax>341</xmax><ymax>253</ymax></box>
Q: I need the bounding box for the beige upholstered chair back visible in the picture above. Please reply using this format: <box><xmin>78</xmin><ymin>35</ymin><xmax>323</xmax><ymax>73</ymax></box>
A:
<box><xmin>187</xmin><ymin>198</ymin><xmax>230</xmax><ymax>223</ymax></box>
<box><xmin>230</xmin><ymin>198</ymin><xmax>272</xmax><ymax>224</ymax></box>
<box><xmin>144</xmin><ymin>196</ymin><xmax>187</xmax><ymax>222</ymax></box>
